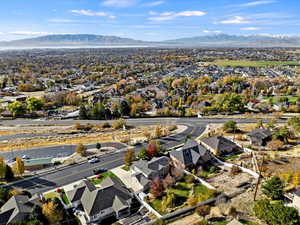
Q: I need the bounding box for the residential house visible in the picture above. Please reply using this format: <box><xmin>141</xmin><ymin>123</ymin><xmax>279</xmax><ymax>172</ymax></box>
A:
<box><xmin>0</xmin><ymin>195</ymin><xmax>41</xmax><ymax>225</ymax></box>
<box><xmin>66</xmin><ymin>177</ymin><xmax>133</xmax><ymax>224</ymax></box>
<box><xmin>131</xmin><ymin>156</ymin><xmax>170</xmax><ymax>191</ymax></box>
<box><xmin>170</xmin><ymin>139</ymin><xmax>214</xmax><ymax>170</ymax></box>
<box><xmin>247</xmin><ymin>129</ymin><xmax>272</xmax><ymax>146</ymax></box>
<box><xmin>293</xmin><ymin>188</ymin><xmax>300</xmax><ymax>211</ymax></box>
<box><xmin>200</xmin><ymin>136</ymin><xmax>242</xmax><ymax>156</ymax></box>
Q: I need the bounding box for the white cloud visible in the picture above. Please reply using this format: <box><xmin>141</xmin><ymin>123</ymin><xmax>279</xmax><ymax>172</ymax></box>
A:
<box><xmin>218</xmin><ymin>16</ymin><xmax>250</xmax><ymax>24</ymax></box>
<box><xmin>149</xmin><ymin>11</ymin><xmax>206</xmax><ymax>21</ymax></box>
<box><xmin>241</xmin><ymin>27</ymin><xmax>262</xmax><ymax>31</ymax></box>
<box><xmin>71</xmin><ymin>10</ymin><xmax>115</xmax><ymax>19</ymax></box>
<box><xmin>48</xmin><ymin>19</ymin><xmax>75</xmax><ymax>23</ymax></box>
<box><xmin>240</xmin><ymin>1</ymin><xmax>276</xmax><ymax>7</ymax></box>
<box><xmin>203</xmin><ymin>30</ymin><xmax>222</xmax><ymax>34</ymax></box>
<box><xmin>8</xmin><ymin>31</ymin><xmax>54</xmax><ymax>36</ymax></box>
<box><xmin>102</xmin><ymin>0</ymin><xmax>137</xmax><ymax>8</ymax></box>
<box><xmin>143</xmin><ymin>1</ymin><xmax>165</xmax><ymax>7</ymax></box>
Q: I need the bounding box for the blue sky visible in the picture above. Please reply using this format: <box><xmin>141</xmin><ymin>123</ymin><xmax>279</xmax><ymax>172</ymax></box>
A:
<box><xmin>0</xmin><ymin>0</ymin><xmax>299</xmax><ymax>41</ymax></box>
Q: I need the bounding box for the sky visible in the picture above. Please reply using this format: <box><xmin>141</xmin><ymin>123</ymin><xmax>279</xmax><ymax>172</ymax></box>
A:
<box><xmin>0</xmin><ymin>0</ymin><xmax>299</xmax><ymax>41</ymax></box>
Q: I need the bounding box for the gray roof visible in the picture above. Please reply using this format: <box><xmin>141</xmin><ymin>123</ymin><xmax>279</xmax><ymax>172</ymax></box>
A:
<box><xmin>170</xmin><ymin>139</ymin><xmax>211</xmax><ymax>167</ymax></box>
<box><xmin>0</xmin><ymin>195</ymin><xmax>33</xmax><ymax>225</ymax></box>
<box><xmin>201</xmin><ymin>136</ymin><xmax>240</xmax><ymax>154</ymax></box>
<box><xmin>248</xmin><ymin>129</ymin><xmax>272</xmax><ymax>139</ymax></box>
<box><xmin>295</xmin><ymin>188</ymin><xmax>300</xmax><ymax>197</ymax></box>
<box><xmin>131</xmin><ymin>156</ymin><xmax>169</xmax><ymax>179</ymax></box>
<box><xmin>81</xmin><ymin>176</ymin><xmax>132</xmax><ymax>217</ymax></box>
<box><xmin>67</xmin><ymin>179</ymin><xmax>96</xmax><ymax>203</ymax></box>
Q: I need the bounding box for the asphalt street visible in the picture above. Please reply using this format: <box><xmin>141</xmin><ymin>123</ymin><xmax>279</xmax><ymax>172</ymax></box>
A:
<box><xmin>0</xmin><ymin>117</ymin><xmax>281</xmax><ymax>194</ymax></box>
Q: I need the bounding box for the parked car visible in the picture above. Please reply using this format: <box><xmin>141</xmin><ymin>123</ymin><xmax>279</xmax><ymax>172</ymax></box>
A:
<box><xmin>93</xmin><ymin>168</ymin><xmax>107</xmax><ymax>175</ymax></box>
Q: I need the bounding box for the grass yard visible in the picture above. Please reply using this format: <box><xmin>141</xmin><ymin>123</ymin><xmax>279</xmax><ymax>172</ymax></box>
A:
<box><xmin>149</xmin><ymin>180</ymin><xmax>218</xmax><ymax>215</ymax></box>
<box><xmin>209</xmin><ymin>60</ymin><xmax>300</xmax><ymax>67</ymax></box>
<box><xmin>62</xmin><ymin>193</ymin><xmax>70</xmax><ymax>205</ymax></box>
<box><xmin>262</xmin><ymin>95</ymin><xmax>299</xmax><ymax>104</ymax></box>
<box><xmin>44</xmin><ymin>191</ymin><xmax>60</xmax><ymax>199</ymax></box>
<box><xmin>91</xmin><ymin>171</ymin><xmax>117</xmax><ymax>185</ymax></box>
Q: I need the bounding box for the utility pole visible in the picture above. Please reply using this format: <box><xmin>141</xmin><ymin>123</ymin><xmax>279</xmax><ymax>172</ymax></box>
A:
<box><xmin>254</xmin><ymin>155</ymin><xmax>264</xmax><ymax>201</ymax></box>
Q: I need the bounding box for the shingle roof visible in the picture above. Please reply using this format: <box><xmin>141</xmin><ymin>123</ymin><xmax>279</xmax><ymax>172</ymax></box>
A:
<box><xmin>170</xmin><ymin>139</ymin><xmax>211</xmax><ymax>167</ymax></box>
<box><xmin>81</xmin><ymin>176</ymin><xmax>132</xmax><ymax>217</ymax></box>
<box><xmin>0</xmin><ymin>195</ymin><xmax>33</xmax><ymax>225</ymax></box>
<box><xmin>67</xmin><ymin>179</ymin><xmax>96</xmax><ymax>203</ymax></box>
<box><xmin>201</xmin><ymin>136</ymin><xmax>240</xmax><ymax>153</ymax></box>
<box><xmin>248</xmin><ymin>129</ymin><xmax>272</xmax><ymax>139</ymax></box>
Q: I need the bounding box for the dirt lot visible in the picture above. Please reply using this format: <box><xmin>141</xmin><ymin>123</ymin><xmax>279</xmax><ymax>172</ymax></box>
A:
<box><xmin>206</xmin><ymin>166</ymin><xmax>255</xmax><ymax>195</ymax></box>
<box><xmin>264</xmin><ymin>157</ymin><xmax>300</xmax><ymax>176</ymax></box>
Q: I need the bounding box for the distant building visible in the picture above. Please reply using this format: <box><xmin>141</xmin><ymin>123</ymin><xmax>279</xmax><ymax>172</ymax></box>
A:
<box><xmin>170</xmin><ymin>139</ymin><xmax>213</xmax><ymax>170</ymax></box>
<box><xmin>247</xmin><ymin>129</ymin><xmax>272</xmax><ymax>146</ymax></box>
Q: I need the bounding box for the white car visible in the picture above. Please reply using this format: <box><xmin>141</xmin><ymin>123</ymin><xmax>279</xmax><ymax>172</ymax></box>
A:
<box><xmin>22</xmin><ymin>155</ymin><xmax>30</xmax><ymax>160</ymax></box>
<box><xmin>88</xmin><ymin>158</ymin><xmax>99</xmax><ymax>163</ymax></box>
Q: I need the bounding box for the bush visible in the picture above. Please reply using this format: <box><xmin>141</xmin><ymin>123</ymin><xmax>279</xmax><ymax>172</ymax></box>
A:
<box><xmin>185</xmin><ymin>174</ymin><xmax>195</xmax><ymax>183</ymax></box>
<box><xmin>262</xmin><ymin>176</ymin><xmax>284</xmax><ymax>200</ymax></box>
<box><xmin>223</xmin><ymin>120</ymin><xmax>237</xmax><ymax>133</ymax></box>
<box><xmin>75</xmin><ymin>144</ymin><xmax>87</xmax><ymax>156</ymax></box>
<box><xmin>230</xmin><ymin>165</ymin><xmax>241</xmax><ymax>176</ymax></box>
<box><xmin>101</xmin><ymin>122</ymin><xmax>111</xmax><ymax>128</ymax></box>
<box><xmin>196</xmin><ymin>205</ymin><xmax>211</xmax><ymax>217</ymax></box>
<box><xmin>112</xmin><ymin>119</ymin><xmax>126</xmax><ymax>129</ymax></box>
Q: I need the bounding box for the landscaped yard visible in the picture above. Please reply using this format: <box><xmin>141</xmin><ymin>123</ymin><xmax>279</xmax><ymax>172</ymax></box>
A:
<box><xmin>148</xmin><ymin>178</ymin><xmax>218</xmax><ymax>215</ymax></box>
<box><xmin>90</xmin><ymin>171</ymin><xmax>117</xmax><ymax>185</ymax></box>
<box><xmin>44</xmin><ymin>191</ymin><xmax>60</xmax><ymax>199</ymax></box>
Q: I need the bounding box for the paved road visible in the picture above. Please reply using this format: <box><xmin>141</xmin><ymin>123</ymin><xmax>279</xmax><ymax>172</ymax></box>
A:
<box><xmin>4</xmin><ymin>120</ymin><xmax>202</xmax><ymax>194</ymax></box>
<box><xmin>1</xmin><ymin>117</ymin><xmax>282</xmax><ymax>194</ymax></box>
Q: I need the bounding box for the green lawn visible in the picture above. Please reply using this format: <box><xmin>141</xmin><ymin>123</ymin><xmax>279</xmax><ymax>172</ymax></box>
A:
<box><xmin>262</xmin><ymin>95</ymin><xmax>299</xmax><ymax>104</ymax></box>
<box><xmin>44</xmin><ymin>191</ymin><xmax>60</xmax><ymax>200</ymax></box>
<box><xmin>149</xmin><ymin>180</ymin><xmax>218</xmax><ymax>215</ymax></box>
<box><xmin>91</xmin><ymin>171</ymin><xmax>117</xmax><ymax>185</ymax></box>
<box><xmin>62</xmin><ymin>193</ymin><xmax>70</xmax><ymax>205</ymax></box>
<box><xmin>209</xmin><ymin>60</ymin><xmax>300</xmax><ymax>67</ymax></box>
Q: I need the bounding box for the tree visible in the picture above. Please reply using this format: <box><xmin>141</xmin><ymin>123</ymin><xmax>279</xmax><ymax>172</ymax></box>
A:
<box><xmin>0</xmin><ymin>157</ymin><xmax>7</xmax><ymax>179</ymax></box>
<box><xmin>161</xmin><ymin>192</ymin><xmax>175</xmax><ymax>211</ymax></box>
<box><xmin>262</xmin><ymin>176</ymin><xmax>284</xmax><ymax>200</ymax></box>
<box><xmin>26</xmin><ymin>97</ymin><xmax>44</xmax><ymax>113</ymax></box>
<box><xmin>138</xmin><ymin>146</ymin><xmax>149</xmax><ymax>160</ymax></box>
<box><xmin>42</xmin><ymin>200</ymin><xmax>64</xmax><ymax>225</ymax></box>
<box><xmin>8</xmin><ymin>101</ymin><xmax>25</xmax><ymax>117</ymax></box>
<box><xmin>155</xmin><ymin>125</ymin><xmax>162</xmax><ymax>138</ymax></box>
<box><xmin>196</xmin><ymin>205</ymin><xmax>211</xmax><ymax>218</ymax></box>
<box><xmin>288</xmin><ymin>117</ymin><xmax>300</xmax><ymax>135</ymax></box>
<box><xmin>0</xmin><ymin>187</ymin><xmax>10</xmax><ymax>207</ymax></box>
<box><xmin>222</xmin><ymin>120</ymin><xmax>237</xmax><ymax>133</ymax></box>
<box><xmin>119</xmin><ymin>100</ymin><xmax>131</xmax><ymax>117</ymax></box>
<box><xmin>79</xmin><ymin>105</ymin><xmax>88</xmax><ymax>119</ymax></box>
<box><xmin>253</xmin><ymin>199</ymin><xmax>300</xmax><ymax>225</ymax></box>
<box><xmin>75</xmin><ymin>143</ymin><xmax>87</xmax><ymax>156</ymax></box>
<box><xmin>150</xmin><ymin>177</ymin><xmax>164</xmax><ymax>198</ymax></box>
<box><xmin>14</xmin><ymin>157</ymin><xmax>25</xmax><ymax>176</ymax></box>
<box><xmin>92</xmin><ymin>102</ymin><xmax>106</xmax><ymax>120</ymax></box>
<box><xmin>96</xmin><ymin>143</ymin><xmax>101</xmax><ymax>150</ymax></box>
<box><xmin>124</xmin><ymin>149</ymin><xmax>135</xmax><ymax>167</ymax></box>
<box><xmin>5</xmin><ymin>165</ymin><xmax>14</xmax><ymax>181</ymax></box>
<box><xmin>147</xmin><ymin>141</ymin><xmax>159</xmax><ymax>158</ymax></box>
<box><xmin>256</xmin><ymin>119</ymin><xmax>264</xmax><ymax>129</ymax></box>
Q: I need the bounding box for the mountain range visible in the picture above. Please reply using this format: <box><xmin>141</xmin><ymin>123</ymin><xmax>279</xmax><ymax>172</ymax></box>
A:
<box><xmin>1</xmin><ymin>34</ymin><xmax>300</xmax><ymax>48</ymax></box>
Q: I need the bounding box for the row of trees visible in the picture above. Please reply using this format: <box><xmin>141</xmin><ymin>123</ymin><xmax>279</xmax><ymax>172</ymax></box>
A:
<box><xmin>0</xmin><ymin>156</ymin><xmax>24</xmax><ymax>181</ymax></box>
